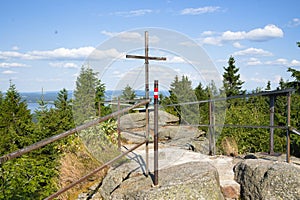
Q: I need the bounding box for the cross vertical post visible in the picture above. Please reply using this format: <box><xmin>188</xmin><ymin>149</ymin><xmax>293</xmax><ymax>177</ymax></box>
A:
<box><xmin>126</xmin><ymin>31</ymin><xmax>166</xmax><ymax>176</ymax></box>
<box><xmin>145</xmin><ymin>31</ymin><xmax>150</xmax><ymax>177</ymax></box>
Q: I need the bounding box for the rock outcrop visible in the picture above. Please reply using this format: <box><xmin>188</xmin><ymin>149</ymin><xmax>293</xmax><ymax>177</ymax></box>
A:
<box><xmin>100</xmin><ymin>161</ymin><xmax>225</xmax><ymax>200</ymax></box>
<box><xmin>120</xmin><ymin>110</ymin><xmax>179</xmax><ymax>130</ymax></box>
<box><xmin>120</xmin><ymin>111</ymin><xmax>209</xmax><ymax>154</ymax></box>
<box><xmin>234</xmin><ymin>159</ymin><xmax>300</xmax><ymax>200</ymax></box>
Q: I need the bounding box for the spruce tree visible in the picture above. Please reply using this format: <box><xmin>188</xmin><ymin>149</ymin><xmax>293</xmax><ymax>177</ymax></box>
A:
<box><xmin>195</xmin><ymin>82</ymin><xmax>209</xmax><ymax>129</ymax></box>
<box><xmin>0</xmin><ymin>82</ymin><xmax>33</xmax><ymax>153</ymax></box>
<box><xmin>95</xmin><ymin>79</ymin><xmax>110</xmax><ymax>116</ymax></box>
<box><xmin>222</xmin><ymin>56</ymin><xmax>245</xmax><ymax>97</ymax></box>
<box><xmin>161</xmin><ymin>75</ymin><xmax>198</xmax><ymax>124</ymax></box>
<box><xmin>287</xmin><ymin>67</ymin><xmax>300</xmax><ymax>91</ymax></box>
<box><xmin>0</xmin><ymin>83</ymin><xmax>58</xmax><ymax>199</ymax></box>
<box><xmin>265</xmin><ymin>81</ymin><xmax>271</xmax><ymax>90</ymax></box>
<box><xmin>73</xmin><ymin>65</ymin><xmax>99</xmax><ymax>125</ymax></box>
<box><xmin>121</xmin><ymin>84</ymin><xmax>136</xmax><ymax>102</ymax></box>
<box><xmin>54</xmin><ymin>88</ymin><xmax>74</xmax><ymax>132</ymax></box>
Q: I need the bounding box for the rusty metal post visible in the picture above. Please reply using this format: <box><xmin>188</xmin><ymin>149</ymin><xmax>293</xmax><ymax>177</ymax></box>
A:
<box><xmin>145</xmin><ymin>31</ymin><xmax>150</xmax><ymax>176</ymax></box>
<box><xmin>154</xmin><ymin>80</ymin><xmax>159</xmax><ymax>186</ymax></box>
<box><xmin>208</xmin><ymin>100</ymin><xmax>215</xmax><ymax>155</ymax></box>
<box><xmin>269</xmin><ymin>95</ymin><xmax>275</xmax><ymax>154</ymax></box>
<box><xmin>117</xmin><ymin>97</ymin><xmax>121</xmax><ymax>150</ymax></box>
<box><xmin>212</xmin><ymin>101</ymin><xmax>215</xmax><ymax>155</ymax></box>
<box><xmin>286</xmin><ymin>92</ymin><xmax>291</xmax><ymax>163</ymax></box>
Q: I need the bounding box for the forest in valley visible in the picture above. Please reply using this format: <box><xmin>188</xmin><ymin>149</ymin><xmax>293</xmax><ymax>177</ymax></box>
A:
<box><xmin>0</xmin><ymin>52</ymin><xmax>300</xmax><ymax>199</ymax></box>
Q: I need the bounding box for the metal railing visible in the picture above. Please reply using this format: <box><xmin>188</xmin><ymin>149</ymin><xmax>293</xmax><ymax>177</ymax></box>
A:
<box><xmin>162</xmin><ymin>88</ymin><xmax>297</xmax><ymax>162</ymax></box>
<box><xmin>0</xmin><ymin>99</ymin><xmax>150</xmax><ymax>199</ymax></box>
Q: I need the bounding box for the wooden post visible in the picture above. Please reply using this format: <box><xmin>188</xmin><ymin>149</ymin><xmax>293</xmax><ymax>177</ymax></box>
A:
<box><xmin>126</xmin><ymin>31</ymin><xmax>166</xmax><ymax>176</ymax></box>
<box><xmin>145</xmin><ymin>31</ymin><xmax>150</xmax><ymax>176</ymax></box>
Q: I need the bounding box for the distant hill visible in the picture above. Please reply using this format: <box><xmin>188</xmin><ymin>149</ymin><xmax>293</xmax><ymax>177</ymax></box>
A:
<box><xmin>20</xmin><ymin>90</ymin><xmax>170</xmax><ymax>103</ymax></box>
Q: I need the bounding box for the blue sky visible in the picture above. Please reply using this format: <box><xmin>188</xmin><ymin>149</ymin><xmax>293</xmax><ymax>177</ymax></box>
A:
<box><xmin>0</xmin><ymin>0</ymin><xmax>300</xmax><ymax>92</ymax></box>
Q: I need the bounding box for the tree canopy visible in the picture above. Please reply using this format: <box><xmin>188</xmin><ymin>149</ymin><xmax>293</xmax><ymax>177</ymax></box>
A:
<box><xmin>121</xmin><ymin>84</ymin><xmax>136</xmax><ymax>102</ymax></box>
<box><xmin>222</xmin><ymin>56</ymin><xmax>245</xmax><ymax>97</ymax></box>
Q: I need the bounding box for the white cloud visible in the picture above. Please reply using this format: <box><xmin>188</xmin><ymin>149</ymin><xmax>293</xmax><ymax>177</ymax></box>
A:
<box><xmin>112</xmin><ymin>9</ymin><xmax>153</xmax><ymax>17</ymax></box>
<box><xmin>288</xmin><ymin>18</ymin><xmax>300</xmax><ymax>27</ymax></box>
<box><xmin>201</xmin><ymin>31</ymin><xmax>216</xmax><ymax>36</ymax></box>
<box><xmin>101</xmin><ymin>30</ymin><xmax>160</xmax><ymax>43</ymax></box>
<box><xmin>181</xmin><ymin>6</ymin><xmax>221</xmax><ymax>15</ymax></box>
<box><xmin>0</xmin><ymin>47</ymin><xmax>95</xmax><ymax>60</ymax></box>
<box><xmin>0</xmin><ymin>62</ymin><xmax>28</xmax><ymax>68</ymax></box>
<box><xmin>49</xmin><ymin>62</ymin><xmax>78</xmax><ymax>68</ymax></box>
<box><xmin>232</xmin><ymin>42</ymin><xmax>244</xmax><ymax>49</ymax></box>
<box><xmin>0</xmin><ymin>46</ymin><xmax>126</xmax><ymax>61</ymax></box>
<box><xmin>246</xmin><ymin>58</ymin><xmax>262</xmax><ymax>66</ymax></box>
<box><xmin>28</xmin><ymin>46</ymin><xmax>95</xmax><ymax>60</ymax></box>
<box><xmin>246</xmin><ymin>24</ymin><xmax>283</xmax><ymax>41</ymax></box>
<box><xmin>0</xmin><ymin>51</ymin><xmax>25</xmax><ymax>59</ymax></box>
<box><xmin>2</xmin><ymin>70</ymin><xmax>17</xmax><ymax>74</ymax></box>
<box><xmin>201</xmin><ymin>24</ymin><xmax>283</xmax><ymax>46</ymax></box>
<box><xmin>233</xmin><ymin>48</ymin><xmax>273</xmax><ymax>56</ymax></box>
<box><xmin>167</xmin><ymin>56</ymin><xmax>185</xmax><ymax>63</ymax></box>
<box><xmin>11</xmin><ymin>46</ymin><xmax>20</xmax><ymax>51</ymax></box>
<box><xmin>201</xmin><ymin>36</ymin><xmax>222</xmax><ymax>46</ymax></box>
<box><xmin>222</xmin><ymin>31</ymin><xmax>246</xmax><ymax>41</ymax></box>
<box><xmin>90</xmin><ymin>48</ymin><xmax>125</xmax><ymax>59</ymax></box>
<box><xmin>291</xmin><ymin>59</ymin><xmax>300</xmax><ymax>66</ymax></box>
<box><xmin>264</xmin><ymin>58</ymin><xmax>297</xmax><ymax>67</ymax></box>
<box><xmin>265</xmin><ymin>58</ymin><xmax>288</xmax><ymax>66</ymax></box>
<box><xmin>101</xmin><ymin>30</ymin><xmax>143</xmax><ymax>40</ymax></box>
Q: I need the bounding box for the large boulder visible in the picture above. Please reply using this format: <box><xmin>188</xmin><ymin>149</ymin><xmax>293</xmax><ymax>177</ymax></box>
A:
<box><xmin>100</xmin><ymin>161</ymin><xmax>224</xmax><ymax>200</ymax></box>
<box><xmin>234</xmin><ymin>159</ymin><xmax>300</xmax><ymax>200</ymax></box>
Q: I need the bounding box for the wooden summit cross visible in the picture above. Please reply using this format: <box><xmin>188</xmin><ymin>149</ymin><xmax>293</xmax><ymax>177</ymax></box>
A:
<box><xmin>126</xmin><ymin>31</ymin><xmax>166</xmax><ymax>176</ymax></box>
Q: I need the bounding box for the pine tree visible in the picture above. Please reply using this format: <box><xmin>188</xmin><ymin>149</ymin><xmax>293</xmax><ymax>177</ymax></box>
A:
<box><xmin>54</xmin><ymin>88</ymin><xmax>74</xmax><ymax>132</ymax></box>
<box><xmin>161</xmin><ymin>75</ymin><xmax>198</xmax><ymax>124</ymax></box>
<box><xmin>121</xmin><ymin>84</ymin><xmax>136</xmax><ymax>102</ymax></box>
<box><xmin>195</xmin><ymin>82</ymin><xmax>209</xmax><ymax>129</ymax></box>
<box><xmin>0</xmin><ymin>83</ymin><xmax>58</xmax><ymax>199</ymax></box>
<box><xmin>287</xmin><ymin>67</ymin><xmax>300</xmax><ymax>91</ymax></box>
<box><xmin>73</xmin><ymin>65</ymin><xmax>99</xmax><ymax>125</ymax></box>
<box><xmin>265</xmin><ymin>81</ymin><xmax>271</xmax><ymax>90</ymax></box>
<box><xmin>222</xmin><ymin>56</ymin><xmax>245</xmax><ymax>97</ymax></box>
<box><xmin>0</xmin><ymin>82</ymin><xmax>34</xmax><ymax>153</ymax></box>
<box><xmin>95</xmin><ymin>79</ymin><xmax>110</xmax><ymax>116</ymax></box>
<box><xmin>277</xmin><ymin>77</ymin><xmax>287</xmax><ymax>90</ymax></box>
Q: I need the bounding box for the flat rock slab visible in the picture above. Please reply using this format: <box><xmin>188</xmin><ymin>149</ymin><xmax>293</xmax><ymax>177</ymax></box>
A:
<box><xmin>100</xmin><ymin>161</ymin><xmax>225</xmax><ymax>200</ymax></box>
<box><xmin>98</xmin><ymin>145</ymin><xmax>240</xmax><ymax>200</ymax></box>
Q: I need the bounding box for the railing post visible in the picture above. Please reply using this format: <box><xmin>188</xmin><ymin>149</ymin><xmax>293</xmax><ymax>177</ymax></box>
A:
<box><xmin>269</xmin><ymin>95</ymin><xmax>275</xmax><ymax>154</ymax></box>
<box><xmin>154</xmin><ymin>80</ymin><xmax>159</xmax><ymax>186</ymax></box>
<box><xmin>117</xmin><ymin>97</ymin><xmax>121</xmax><ymax>150</ymax></box>
<box><xmin>209</xmin><ymin>100</ymin><xmax>215</xmax><ymax>155</ymax></box>
<box><xmin>286</xmin><ymin>92</ymin><xmax>291</xmax><ymax>163</ymax></box>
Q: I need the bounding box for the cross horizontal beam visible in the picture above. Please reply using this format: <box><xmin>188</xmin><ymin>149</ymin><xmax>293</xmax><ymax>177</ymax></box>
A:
<box><xmin>126</xmin><ymin>54</ymin><xmax>166</xmax><ymax>61</ymax></box>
